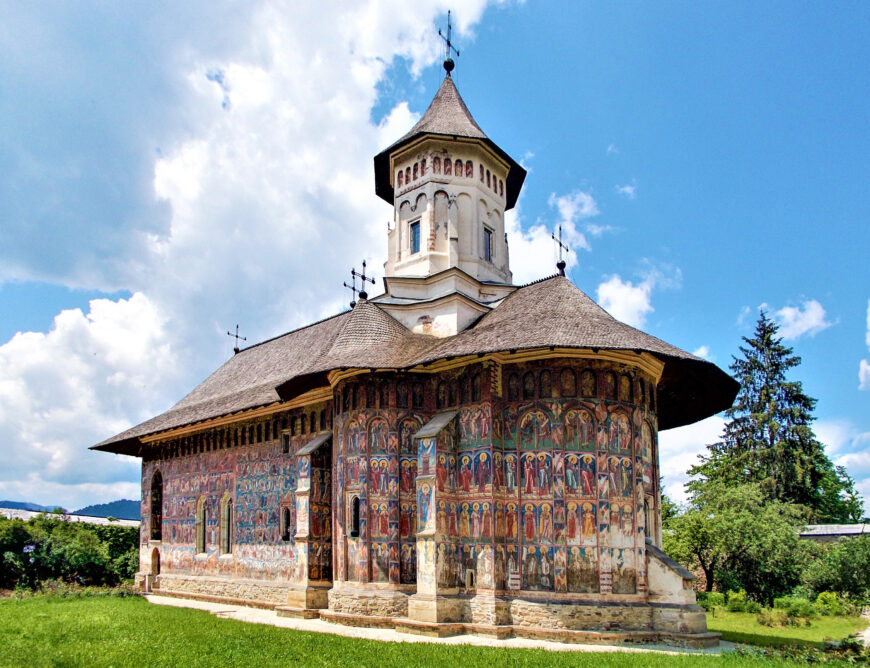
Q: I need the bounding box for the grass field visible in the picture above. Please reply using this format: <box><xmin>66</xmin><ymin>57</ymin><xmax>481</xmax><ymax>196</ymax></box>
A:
<box><xmin>0</xmin><ymin>595</ymin><xmax>831</xmax><ymax>668</ymax></box>
<box><xmin>705</xmin><ymin>609</ymin><xmax>868</xmax><ymax>648</ymax></box>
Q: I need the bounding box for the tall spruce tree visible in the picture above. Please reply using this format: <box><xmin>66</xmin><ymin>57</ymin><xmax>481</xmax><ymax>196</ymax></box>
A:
<box><xmin>689</xmin><ymin>311</ymin><xmax>862</xmax><ymax>522</ymax></box>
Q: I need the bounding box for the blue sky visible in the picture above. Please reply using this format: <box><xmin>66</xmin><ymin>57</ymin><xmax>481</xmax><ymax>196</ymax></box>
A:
<box><xmin>0</xmin><ymin>1</ymin><xmax>867</xmax><ymax>511</ymax></box>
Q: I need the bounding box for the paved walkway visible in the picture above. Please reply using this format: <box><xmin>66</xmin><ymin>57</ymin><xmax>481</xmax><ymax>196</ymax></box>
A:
<box><xmin>861</xmin><ymin>610</ymin><xmax>870</xmax><ymax>648</ymax></box>
<box><xmin>146</xmin><ymin>594</ymin><xmax>734</xmax><ymax>655</ymax></box>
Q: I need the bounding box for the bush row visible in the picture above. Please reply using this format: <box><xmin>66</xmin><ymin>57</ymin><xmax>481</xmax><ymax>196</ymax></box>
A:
<box><xmin>697</xmin><ymin>589</ymin><xmax>863</xmax><ymax>622</ymax></box>
<box><xmin>0</xmin><ymin>513</ymin><xmax>139</xmax><ymax>590</ymax></box>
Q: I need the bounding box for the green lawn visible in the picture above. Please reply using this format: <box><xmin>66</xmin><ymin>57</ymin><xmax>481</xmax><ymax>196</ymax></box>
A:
<box><xmin>0</xmin><ymin>595</ymin><xmax>821</xmax><ymax>668</ymax></box>
<box><xmin>706</xmin><ymin>609</ymin><xmax>868</xmax><ymax>648</ymax></box>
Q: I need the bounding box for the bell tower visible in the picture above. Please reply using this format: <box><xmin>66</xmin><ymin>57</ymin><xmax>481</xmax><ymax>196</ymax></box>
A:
<box><xmin>372</xmin><ymin>62</ymin><xmax>526</xmax><ymax>336</ymax></box>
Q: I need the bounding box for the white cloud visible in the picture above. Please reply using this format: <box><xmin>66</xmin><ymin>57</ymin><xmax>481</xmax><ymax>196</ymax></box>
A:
<box><xmin>692</xmin><ymin>345</ymin><xmax>712</xmax><ymax>360</ymax></box>
<box><xmin>507</xmin><ymin>189</ymin><xmax>601</xmax><ymax>284</ymax></box>
<box><xmin>607</xmin><ymin>143</ymin><xmax>619</xmax><ymax>154</ymax></box>
<box><xmin>774</xmin><ymin>299</ymin><xmax>833</xmax><ymax>339</ymax></box>
<box><xmin>658</xmin><ymin>416</ymin><xmax>726</xmax><ymax>505</ymax></box>
<box><xmin>596</xmin><ymin>266</ymin><xmax>680</xmax><ymax>329</ymax></box>
<box><xmin>0</xmin><ymin>1</ymin><xmax>500</xmax><ymax>507</ymax></box>
<box><xmin>0</xmin><ymin>293</ymin><xmax>180</xmax><ymax>508</ymax></box>
<box><xmin>615</xmin><ymin>183</ymin><xmax>636</xmax><ymax>199</ymax></box>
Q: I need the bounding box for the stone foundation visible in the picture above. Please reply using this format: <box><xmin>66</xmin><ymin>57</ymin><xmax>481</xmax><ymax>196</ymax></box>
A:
<box><xmin>327</xmin><ymin>583</ymin><xmax>411</xmax><ymax>618</ymax></box>
<box><xmin>151</xmin><ymin>573</ymin><xmax>292</xmax><ymax>607</ymax></box>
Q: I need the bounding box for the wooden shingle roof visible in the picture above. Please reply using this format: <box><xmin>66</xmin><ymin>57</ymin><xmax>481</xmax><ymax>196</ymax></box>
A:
<box><xmin>93</xmin><ymin>276</ymin><xmax>738</xmax><ymax>454</ymax></box>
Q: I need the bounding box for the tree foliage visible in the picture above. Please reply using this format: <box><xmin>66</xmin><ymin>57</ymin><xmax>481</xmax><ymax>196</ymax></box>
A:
<box><xmin>688</xmin><ymin>311</ymin><xmax>863</xmax><ymax>522</ymax></box>
<box><xmin>664</xmin><ymin>482</ymin><xmax>815</xmax><ymax>603</ymax></box>
<box><xmin>802</xmin><ymin>535</ymin><xmax>870</xmax><ymax>603</ymax></box>
<box><xmin>0</xmin><ymin>514</ymin><xmax>139</xmax><ymax>590</ymax></box>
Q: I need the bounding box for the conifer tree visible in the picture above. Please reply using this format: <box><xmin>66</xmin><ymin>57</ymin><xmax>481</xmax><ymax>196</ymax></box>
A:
<box><xmin>689</xmin><ymin>311</ymin><xmax>862</xmax><ymax>522</ymax></box>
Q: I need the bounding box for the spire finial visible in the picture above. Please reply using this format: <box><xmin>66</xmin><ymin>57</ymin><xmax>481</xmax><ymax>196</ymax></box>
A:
<box><xmin>551</xmin><ymin>225</ymin><xmax>571</xmax><ymax>276</ymax></box>
<box><xmin>351</xmin><ymin>260</ymin><xmax>376</xmax><ymax>301</ymax></box>
<box><xmin>438</xmin><ymin>10</ymin><xmax>460</xmax><ymax>74</ymax></box>
<box><xmin>226</xmin><ymin>324</ymin><xmax>246</xmax><ymax>354</ymax></box>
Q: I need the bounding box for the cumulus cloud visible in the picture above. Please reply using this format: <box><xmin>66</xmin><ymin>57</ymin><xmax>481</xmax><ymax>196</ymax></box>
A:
<box><xmin>860</xmin><ymin>300</ymin><xmax>870</xmax><ymax>390</ymax></box>
<box><xmin>507</xmin><ymin>189</ymin><xmax>601</xmax><ymax>284</ymax></box>
<box><xmin>774</xmin><ymin>299</ymin><xmax>833</xmax><ymax>339</ymax></box>
<box><xmin>596</xmin><ymin>266</ymin><xmax>680</xmax><ymax>329</ymax></box>
<box><xmin>0</xmin><ymin>293</ymin><xmax>180</xmax><ymax>507</ymax></box>
<box><xmin>0</xmin><ymin>1</ymin><xmax>499</xmax><ymax>507</ymax></box>
<box><xmin>658</xmin><ymin>416</ymin><xmax>726</xmax><ymax>505</ymax></box>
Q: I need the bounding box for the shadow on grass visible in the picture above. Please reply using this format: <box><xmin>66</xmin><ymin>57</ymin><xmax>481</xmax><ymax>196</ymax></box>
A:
<box><xmin>718</xmin><ymin>630</ymin><xmax>828</xmax><ymax>649</ymax></box>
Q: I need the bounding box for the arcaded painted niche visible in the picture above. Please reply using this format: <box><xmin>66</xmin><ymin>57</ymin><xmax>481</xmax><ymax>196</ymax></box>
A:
<box><xmin>138</xmin><ymin>401</ymin><xmax>331</xmax><ymax>583</ymax></box>
<box><xmin>494</xmin><ymin>358</ymin><xmax>659</xmax><ymax>597</ymax></box>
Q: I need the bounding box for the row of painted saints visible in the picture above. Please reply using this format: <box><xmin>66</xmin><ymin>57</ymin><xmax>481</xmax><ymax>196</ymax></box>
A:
<box><xmin>343</xmin><ymin>409</ymin><xmax>651</xmax><ymax>458</ymax></box>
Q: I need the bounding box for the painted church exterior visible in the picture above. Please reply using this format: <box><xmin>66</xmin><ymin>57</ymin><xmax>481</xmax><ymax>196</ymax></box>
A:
<box><xmin>95</xmin><ymin>71</ymin><xmax>737</xmax><ymax>646</ymax></box>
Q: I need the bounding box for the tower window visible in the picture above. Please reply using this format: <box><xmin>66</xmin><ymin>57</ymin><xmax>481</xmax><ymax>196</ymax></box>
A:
<box><xmin>410</xmin><ymin>221</ymin><xmax>421</xmax><ymax>254</ymax></box>
<box><xmin>350</xmin><ymin>496</ymin><xmax>360</xmax><ymax>538</ymax></box>
<box><xmin>483</xmin><ymin>227</ymin><xmax>493</xmax><ymax>262</ymax></box>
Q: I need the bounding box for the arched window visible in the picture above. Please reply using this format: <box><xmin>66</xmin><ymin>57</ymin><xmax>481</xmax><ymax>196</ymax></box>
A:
<box><xmin>486</xmin><ymin>169</ymin><xmax>491</xmax><ymax>188</ymax></box>
<box><xmin>619</xmin><ymin>374</ymin><xmax>632</xmax><ymax>403</ymax></box>
<box><xmin>397</xmin><ymin>382</ymin><xmax>409</xmax><ymax>409</ymax></box>
<box><xmin>405</xmin><ymin>166</ymin><xmax>411</xmax><ymax>184</ymax></box>
<box><xmin>150</xmin><ymin>471</ymin><xmax>163</xmax><ymax>541</ymax></box>
<box><xmin>433</xmin><ymin>156</ymin><xmax>441</xmax><ymax>174</ymax></box>
<box><xmin>248</xmin><ymin>425</ymin><xmax>255</xmax><ymax>444</ymax></box>
<box><xmin>499</xmin><ymin>180</ymin><xmax>504</xmax><ymax>197</ymax></box>
<box><xmin>604</xmin><ymin>372</ymin><xmax>617</xmax><ymax>400</ymax></box>
<box><xmin>320</xmin><ymin>410</ymin><xmax>327</xmax><ymax>431</ymax></box>
<box><xmin>444</xmin><ymin>156</ymin><xmax>452</xmax><ymax>175</ymax></box>
<box><xmin>421</xmin><ymin>158</ymin><xmax>427</xmax><ymax>175</ymax></box>
<box><xmin>539</xmin><ymin>370</ymin><xmax>553</xmax><ymax>398</ymax></box>
<box><xmin>220</xmin><ymin>496</ymin><xmax>234</xmax><ymax>555</ymax></box>
<box><xmin>455</xmin><ymin>159</ymin><xmax>463</xmax><ymax>176</ymax></box>
<box><xmin>195</xmin><ymin>497</ymin><xmax>207</xmax><ymax>553</ymax></box>
<box><xmin>398</xmin><ymin>170</ymin><xmax>404</xmax><ymax>188</ymax></box>
<box><xmin>465</xmin><ymin>160</ymin><xmax>473</xmax><ymax>178</ymax></box>
<box><xmin>282</xmin><ymin>432</ymin><xmax>290</xmax><ymax>454</ymax></box>
<box><xmin>471</xmin><ymin>373</ymin><xmax>482</xmax><ymax>402</ymax></box>
<box><xmin>310</xmin><ymin>411</ymin><xmax>316</xmax><ymax>432</ymax></box>
<box><xmin>479</xmin><ymin>164</ymin><xmax>484</xmax><ymax>181</ymax></box>
<box><xmin>522</xmin><ymin>372</ymin><xmax>536</xmax><ymax>400</ymax></box>
<box><xmin>281</xmin><ymin>507</ymin><xmax>292</xmax><ymax>542</ymax></box>
<box><xmin>413</xmin><ymin>162</ymin><xmax>418</xmax><ymax>180</ymax></box>
<box><xmin>580</xmin><ymin>370</ymin><xmax>596</xmax><ymax>398</ymax></box>
<box><xmin>256</xmin><ymin>423</ymin><xmax>262</xmax><ymax>442</ymax></box>
<box><xmin>507</xmin><ymin>373</ymin><xmax>520</xmax><ymax>401</ymax></box>
<box><xmin>412</xmin><ymin>382</ymin><xmax>424</xmax><ymax>409</ymax></box>
<box><xmin>448</xmin><ymin>382</ymin><xmax>457</xmax><ymax>407</ymax></box>
<box><xmin>350</xmin><ymin>496</ymin><xmax>360</xmax><ymax>538</ymax></box>
<box><xmin>560</xmin><ymin>368</ymin><xmax>577</xmax><ymax>397</ymax></box>
<box><xmin>436</xmin><ymin>382</ymin><xmax>447</xmax><ymax>409</ymax></box>
<box><xmin>300</xmin><ymin>414</ymin><xmax>307</xmax><ymax>434</ymax></box>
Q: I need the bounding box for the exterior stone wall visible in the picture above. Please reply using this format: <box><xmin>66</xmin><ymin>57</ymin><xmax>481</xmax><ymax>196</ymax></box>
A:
<box><xmin>154</xmin><ymin>573</ymin><xmax>293</xmax><ymax>606</ymax></box>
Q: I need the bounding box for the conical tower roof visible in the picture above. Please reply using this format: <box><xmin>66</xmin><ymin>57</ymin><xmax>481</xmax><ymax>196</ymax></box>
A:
<box><xmin>374</xmin><ymin>75</ymin><xmax>526</xmax><ymax>209</ymax></box>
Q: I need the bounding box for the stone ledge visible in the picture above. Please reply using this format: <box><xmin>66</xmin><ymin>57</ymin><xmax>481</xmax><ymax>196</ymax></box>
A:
<box><xmin>318</xmin><ymin>610</ymin><xmax>398</xmax><ymax>629</ymax></box>
<box><xmin>151</xmin><ymin>588</ymin><xmax>278</xmax><ymax>610</ymax></box>
<box><xmin>275</xmin><ymin>606</ymin><xmax>322</xmax><ymax>619</ymax></box>
<box><xmin>394</xmin><ymin>619</ymin><xmax>465</xmax><ymax>637</ymax></box>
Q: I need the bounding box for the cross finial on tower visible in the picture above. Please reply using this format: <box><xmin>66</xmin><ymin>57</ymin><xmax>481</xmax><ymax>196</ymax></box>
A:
<box><xmin>438</xmin><ymin>10</ymin><xmax>460</xmax><ymax>74</ymax></box>
<box><xmin>551</xmin><ymin>225</ymin><xmax>571</xmax><ymax>276</ymax></box>
<box><xmin>226</xmin><ymin>324</ymin><xmax>247</xmax><ymax>355</ymax></box>
<box><xmin>351</xmin><ymin>260</ymin><xmax>376</xmax><ymax>301</ymax></box>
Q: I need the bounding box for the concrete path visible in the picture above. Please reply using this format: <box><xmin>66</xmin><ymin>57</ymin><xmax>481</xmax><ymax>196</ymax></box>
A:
<box><xmin>860</xmin><ymin>610</ymin><xmax>870</xmax><ymax>648</ymax></box>
<box><xmin>145</xmin><ymin>594</ymin><xmax>734</xmax><ymax>656</ymax></box>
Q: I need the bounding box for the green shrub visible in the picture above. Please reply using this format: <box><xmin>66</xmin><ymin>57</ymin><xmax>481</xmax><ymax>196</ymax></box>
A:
<box><xmin>706</xmin><ymin>591</ymin><xmax>725</xmax><ymax>607</ymax></box>
<box><xmin>726</xmin><ymin>589</ymin><xmax>747</xmax><ymax>612</ymax></box>
<box><xmin>744</xmin><ymin>600</ymin><xmax>762</xmax><ymax>613</ymax></box>
<box><xmin>773</xmin><ymin>596</ymin><xmax>817</xmax><ymax>619</ymax></box>
<box><xmin>814</xmin><ymin>591</ymin><xmax>845</xmax><ymax>616</ymax></box>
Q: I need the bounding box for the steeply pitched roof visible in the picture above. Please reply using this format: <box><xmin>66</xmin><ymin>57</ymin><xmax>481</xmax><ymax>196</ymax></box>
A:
<box><xmin>373</xmin><ymin>75</ymin><xmax>526</xmax><ymax>210</ymax></box>
<box><xmin>94</xmin><ymin>276</ymin><xmax>738</xmax><ymax>455</ymax></box>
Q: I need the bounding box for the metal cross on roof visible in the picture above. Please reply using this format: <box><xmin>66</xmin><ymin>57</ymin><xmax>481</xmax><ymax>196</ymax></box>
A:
<box><xmin>551</xmin><ymin>224</ymin><xmax>571</xmax><ymax>276</ymax></box>
<box><xmin>342</xmin><ymin>274</ymin><xmax>358</xmax><ymax>309</ymax></box>
<box><xmin>438</xmin><ymin>10</ymin><xmax>460</xmax><ymax>74</ymax></box>
<box><xmin>351</xmin><ymin>260</ymin><xmax>376</xmax><ymax>301</ymax></box>
<box><xmin>226</xmin><ymin>324</ymin><xmax>247</xmax><ymax>355</ymax></box>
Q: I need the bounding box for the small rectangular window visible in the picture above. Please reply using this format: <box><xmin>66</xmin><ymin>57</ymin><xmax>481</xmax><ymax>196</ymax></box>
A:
<box><xmin>410</xmin><ymin>221</ymin><xmax>421</xmax><ymax>254</ymax></box>
<box><xmin>483</xmin><ymin>227</ymin><xmax>493</xmax><ymax>262</ymax></box>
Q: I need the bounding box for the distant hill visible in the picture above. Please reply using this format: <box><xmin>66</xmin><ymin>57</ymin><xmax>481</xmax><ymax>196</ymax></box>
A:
<box><xmin>73</xmin><ymin>499</ymin><xmax>140</xmax><ymax>521</ymax></box>
<box><xmin>0</xmin><ymin>500</ymin><xmax>65</xmax><ymax>513</ymax></box>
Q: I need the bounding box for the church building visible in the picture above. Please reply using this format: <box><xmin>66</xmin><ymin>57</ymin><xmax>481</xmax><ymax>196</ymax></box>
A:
<box><xmin>94</xmin><ymin>57</ymin><xmax>737</xmax><ymax>646</ymax></box>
